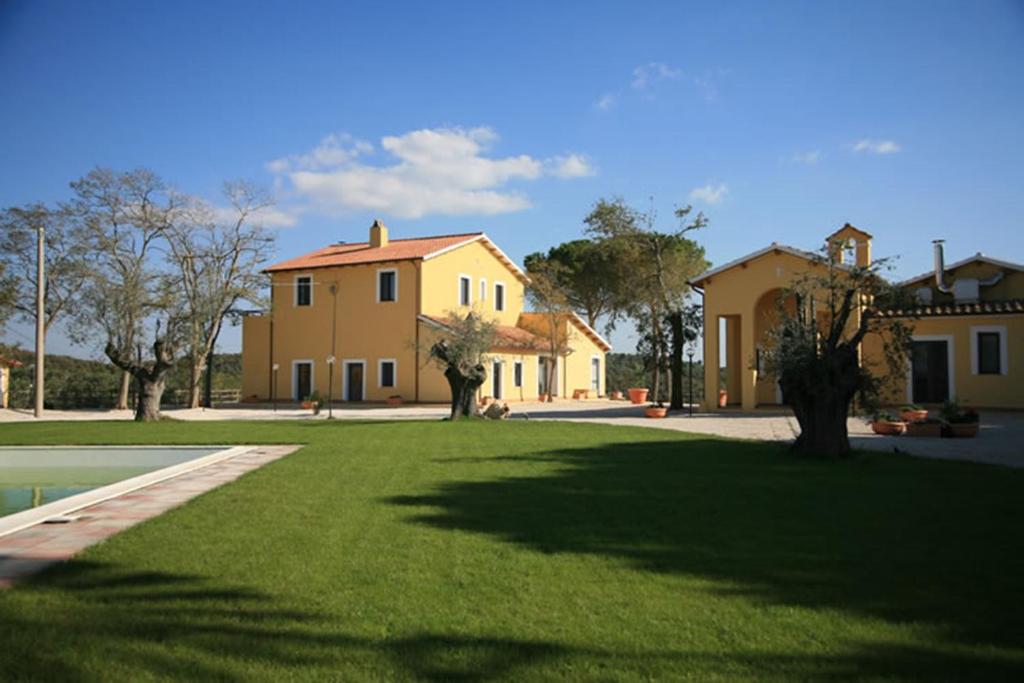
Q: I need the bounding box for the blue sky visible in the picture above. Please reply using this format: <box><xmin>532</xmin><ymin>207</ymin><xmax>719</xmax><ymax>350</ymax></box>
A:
<box><xmin>2</xmin><ymin>0</ymin><xmax>1022</xmax><ymax>357</ymax></box>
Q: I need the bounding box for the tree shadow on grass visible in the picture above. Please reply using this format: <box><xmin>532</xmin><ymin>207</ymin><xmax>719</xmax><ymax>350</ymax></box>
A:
<box><xmin>0</xmin><ymin>556</ymin><xmax>1021</xmax><ymax>680</ymax></box>
<box><xmin>390</xmin><ymin>437</ymin><xmax>1024</xmax><ymax>675</ymax></box>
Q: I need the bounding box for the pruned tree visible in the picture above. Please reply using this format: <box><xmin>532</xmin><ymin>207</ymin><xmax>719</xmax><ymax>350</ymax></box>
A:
<box><xmin>164</xmin><ymin>181</ymin><xmax>275</xmax><ymax>408</ymax></box>
<box><xmin>762</xmin><ymin>246</ymin><xmax>914</xmax><ymax>458</ymax></box>
<box><xmin>428</xmin><ymin>312</ymin><xmax>496</xmax><ymax>419</ymax></box>
<box><xmin>68</xmin><ymin>168</ymin><xmax>182</xmax><ymax>410</ymax></box>
<box><xmin>0</xmin><ymin>262</ymin><xmax>16</xmax><ymax>334</ymax></box>
<box><xmin>105</xmin><ymin>322</ymin><xmax>177</xmax><ymax>421</ymax></box>
<box><xmin>523</xmin><ymin>239</ymin><xmax>621</xmax><ymax>333</ymax></box>
<box><xmin>0</xmin><ymin>203</ymin><xmax>90</xmax><ymax>335</ymax></box>
<box><xmin>585</xmin><ymin>198</ymin><xmax>708</xmax><ymax>408</ymax></box>
<box><xmin>524</xmin><ymin>260</ymin><xmax>575</xmax><ymax>401</ymax></box>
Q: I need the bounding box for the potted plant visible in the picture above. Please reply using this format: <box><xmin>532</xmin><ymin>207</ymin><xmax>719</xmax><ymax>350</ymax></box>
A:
<box><xmin>870</xmin><ymin>411</ymin><xmax>906</xmax><ymax>436</ymax></box>
<box><xmin>628</xmin><ymin>388</ymin><xmax>649</xmax><ymax>404</ymax></box>
<box><xmin>644</xmin><ymin>403</ymin><xmax>668</xmax><ymax>418</ymax></box>
<box><xmin>386</xmin><ymin>395</ymin><xmax>403</xmax><ymax>406</ymax></box>
<box><xmin>899</xmin><ymin>404</ymin><xmax>928</xmax><ymax>422</ymax></box>
<box><xmin>303</xmin><ymin>391</ymin><xmax>322</xmax><ymax>414</ymax></box>
<box><xmin>609</xmin><ymin>390</ymin><xmax>624</xmax><ymax>400</ymax></box>
<box><xmin>941</xmin><ymin>400</ymin><xmax>980</xmax><ymax>438</ymax></box>
<box><xmin>537</xmin><ymin>393</ymin><xmax>549</xmax><ymax>403</ymax></box>
<box><xmin>906</xmin><ymin>416</ymin><xmax>943</xmax><ymax>437</ymax></box>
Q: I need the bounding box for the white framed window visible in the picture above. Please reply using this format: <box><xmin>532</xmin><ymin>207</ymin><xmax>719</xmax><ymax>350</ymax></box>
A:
<box><xmin>378</xmin><ymin>359</ymin><xmax>397</xmax><ymax>388</ymax></box>
<box><xmin>294</xmin><ymin>274</ymin><xmax>313</xmax><ymax>307</ymax></box>
<box><xmin>377</xmin><ymin>268</ymin><xmax>398</xmax><ymax>303</ymax></box>
<box><xmin>458</xmin><ymin>274</ymin><xmax>472</xmax><ymax>306</ymax></box>
<box><xmin>494</xmin><ymin>281</ymin><xmax>506</xmax><ymax>312</ymax></box>
<box><xmin>480</xmin><ymin>278</ymin><xmax>487</xmax><ymax>303</ymax></box>
<box><xmin>970</xmin><ymin>325</ymin><xmax>1008</xmax><ymax>376</ymax></box>
<box><xmin>513</xmin><ymin>360</ymin><xmax>523</xmax><ymax>388</ymax></box>
<box><xmin>590</xmin><ymin>355</ymin><xmax>601</xmax><ymax>392</ymax></box>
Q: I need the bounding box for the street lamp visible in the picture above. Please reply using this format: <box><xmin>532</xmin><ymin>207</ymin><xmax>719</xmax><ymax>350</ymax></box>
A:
<box><xmin>326</xmin><ymin>355</ymin><xmax>336</xmax><ymax>419</ymax></box>
<box><xmin>272</xmin><ymin>363</ymin><xmax>280</xmax><ymax>413</ymax></box>
<box><xmin>686</xmin><ymin>344</ymin><xmax>696</xmax><ymax>417</ymax></box>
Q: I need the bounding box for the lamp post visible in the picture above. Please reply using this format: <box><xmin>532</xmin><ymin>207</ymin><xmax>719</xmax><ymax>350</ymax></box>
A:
<box><xmin>687</xmin><ymin>344</ymin><xmax>695</xmax><ymax>417</ymax></box>
<box><xmin>326</xmin><ymin>355</ymin><xmax>335</xmax><ymax>419</ymax></box>
<box><xmin>272</xmin><ymin>363</ymin><xmax>279</xmax><ymax>413</ymax></box>
<box><xmin>34</xmin><ymin>223</ymin><xmax>45</xmax><ymax>418</ymax></box>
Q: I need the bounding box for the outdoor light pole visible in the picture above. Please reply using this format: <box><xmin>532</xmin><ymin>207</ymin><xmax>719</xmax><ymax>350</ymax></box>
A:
<box><xmin>687</xmin><ymin>345</ymin><xmax>695</xmax><ymax>417</ymax></box>
<box><xmin>34</xmin><ymin>223</ymin><xmax>45</xmax><ymax>418</ymax></box>
<box><xmin>272</xmin><ymin>363</ymin><xmax>279</xmax><ymax>413</ymax></box>
<box><xmin>326</xmin><ymin>355</ymin><xmax>335</xmax><ymax>419</ymax></box>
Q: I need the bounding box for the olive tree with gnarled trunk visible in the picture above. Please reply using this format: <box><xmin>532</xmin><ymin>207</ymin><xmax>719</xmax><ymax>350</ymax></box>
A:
<box><xmin>428</xmin><ymin>312</ymin><xmax>496</xmax><ymax>420</ymax></box>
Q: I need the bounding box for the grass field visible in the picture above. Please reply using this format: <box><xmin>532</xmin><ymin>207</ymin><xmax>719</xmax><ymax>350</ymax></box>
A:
<box><xmin>0</xmin><ymin>419</ymin><xmax>1022</xmax><ymax>681</ymax></box>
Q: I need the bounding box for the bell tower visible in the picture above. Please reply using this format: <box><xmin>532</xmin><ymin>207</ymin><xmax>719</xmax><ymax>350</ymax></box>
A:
<box><xmin>826</xmin><ymin>223</ymin><xmax>872</xmax><ymax>267</ymax></box>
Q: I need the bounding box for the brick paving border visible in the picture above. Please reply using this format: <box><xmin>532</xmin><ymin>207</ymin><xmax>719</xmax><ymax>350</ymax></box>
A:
<box><xmin>0</xmin><ymin>445</ymin><xmax>300</xmax><ymax>588</ymax></box>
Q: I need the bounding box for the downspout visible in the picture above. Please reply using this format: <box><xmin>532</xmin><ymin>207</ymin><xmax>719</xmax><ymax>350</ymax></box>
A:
<box><xmin>933</xmin><ymin>240</ymin><xmax>953</xmax><ymax>294</ymax></box>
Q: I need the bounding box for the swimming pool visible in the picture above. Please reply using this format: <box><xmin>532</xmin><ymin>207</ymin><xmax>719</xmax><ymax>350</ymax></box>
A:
<box><xmin>0</xmin><ymin>446</ymin><xmax>234</xmax><ymax>528</ymax></box>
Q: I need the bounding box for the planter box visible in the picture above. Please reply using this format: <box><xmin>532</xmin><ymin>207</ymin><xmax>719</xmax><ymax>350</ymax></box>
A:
<box><xmin>900</xmin><ymin>409</ymin><xmax>928</xmax><ymax>422</ymax></box>
<box><xmin>871</xmin><ymin>420</ymin><xmax>906</xmax><ymax>436</ymax></box>
<box><xmin>644</xmin><ymin>406</ymin><xmax>668</xmax><ymax>419</ymax></box>
<box><xmin>906</xmin><ymin>421</ymin><xmax>942</xmax><ymax>437</ymax></box>
<box><xmin>628</xmin><ymin>388</ymin><xmax>649</xmax><ymax>405</ymax></box>
<box><xmin>947</xmin><ymin>422</ymin><xmax>979</xmax><ymax>438</ymax></box>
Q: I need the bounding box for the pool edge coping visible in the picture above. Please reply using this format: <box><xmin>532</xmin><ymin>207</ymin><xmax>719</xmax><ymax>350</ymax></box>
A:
<box><xmin>0</xmin><ymin>445</ymin><xmax>257</xmax><ymax>539</ymax></box>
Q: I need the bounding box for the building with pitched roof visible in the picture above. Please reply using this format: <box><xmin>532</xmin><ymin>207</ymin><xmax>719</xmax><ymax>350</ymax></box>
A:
<box><xmin>691</xmin><ymin>224</ymin><xmax>1024</xmax><ymax>410</ymax></box>
<box><xmin>241</xmin><ymin>221</ymin><xmax>610</xmax><ymax>404</ymax></box>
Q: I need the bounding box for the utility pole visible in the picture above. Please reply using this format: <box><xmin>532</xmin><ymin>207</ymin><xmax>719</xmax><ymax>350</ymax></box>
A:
<box><xmin>34</xmin><ymin>224</ymin><xmax>45</xmax><ymax>418</ymax></box>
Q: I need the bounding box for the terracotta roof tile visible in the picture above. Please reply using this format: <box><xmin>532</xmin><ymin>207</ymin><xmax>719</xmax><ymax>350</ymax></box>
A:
<box><xmin>264</xmin><ymin>233</ymin><xmax>483</xmax><ymax>272</ymax></box>
<box><xmin>419</xmin><ymin>315</ymin><xmax>547</xmax><ymax>352</ymax></box>
<box><xmin>875</xmin><ymin>299</ymin><xmax>1024</xmax><ymax>318</ymax></box>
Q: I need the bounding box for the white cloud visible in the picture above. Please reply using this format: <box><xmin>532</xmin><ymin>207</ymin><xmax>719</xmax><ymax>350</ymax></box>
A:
<box><xmin>688</xmin><ymin>183</ymin><xmax>729</xmax><ymax>205</ymax></box>
<box><xmin>596</xmin><ymin>92</ymin><xmax>617</xmax><ymax>110</ymax></box>
<box><xmin>547</xmin><ymin>154</ymin><xmax>596</xmax><ymax>178</ymax></box>
<box><xmin>631</xmin><ymin>62</ymin><xmax>681</xmax><ymax>90</ymax></box>
<box><xmin>270</xmin><ymin>127</ymin><xmax>593</xmax><ymax>219</ymax></box>
<box><xmin>791</xmin><ymin>150</ymin><xmax>822</xmax><ymax>165</ymax></box>
<box><xmin>851</xmin><ymin>139</ymin><xmax>901</xmax><ymax>155</ymax></box>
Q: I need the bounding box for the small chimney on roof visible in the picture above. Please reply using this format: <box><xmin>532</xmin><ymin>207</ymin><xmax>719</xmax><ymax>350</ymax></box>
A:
<box><xmin>369</xmin><ymin>219</ymin><xmax>389</xmax><ymax>248</ymax></box>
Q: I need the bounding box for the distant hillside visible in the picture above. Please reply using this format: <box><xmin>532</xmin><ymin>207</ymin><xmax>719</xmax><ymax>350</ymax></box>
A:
<box><xmin>1</xmin><ymin>346</ymin><xmax>241</xmax><ymax>410</ymax></box>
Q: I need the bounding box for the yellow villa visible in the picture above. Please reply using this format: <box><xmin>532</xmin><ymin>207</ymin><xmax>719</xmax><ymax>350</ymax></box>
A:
<box><xmin>240</xmin><ymin>221</ymin><xmax>611</xmax><ymax>404</ymax></box>
<box><xmin>693</xmin><ymin>224</ymin><xmax>1024</xmax><ymax>411</ymax></box>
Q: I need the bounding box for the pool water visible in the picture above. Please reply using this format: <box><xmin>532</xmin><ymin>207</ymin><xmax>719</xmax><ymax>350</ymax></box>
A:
<box><xmin>0</xmin><ymin>447</ymin><xmax>223</xmax><ymax>518</ymax></box>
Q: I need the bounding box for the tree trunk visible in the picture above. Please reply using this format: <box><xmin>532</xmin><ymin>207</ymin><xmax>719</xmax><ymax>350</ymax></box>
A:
<box><xmin>444</xmin><ymin>364</ymin><xmax>485</xmax><ymax>420</ymax></box>
<box><xmin>188</xmin><ymin>358</ymin><xmax>203</xmax><ymax>409</ymax></box>
<box><xmin>668</xmin><ymin>311</ymin><xmax>684</xmax><ymax>410</ymax></box>
<box><xmin>790</xmin><ymin>394</ymin><xmax>851</xmax><ymax>458</ymax></box>
<box><xmin>135</xmin><ymin>375</ymin><xmax>167</xmax><ymax>421</ymax></box>
<box><xmin>116</xmin><ymin>371</ymin><xmax>131</xmax><ymax>410</ymax></box>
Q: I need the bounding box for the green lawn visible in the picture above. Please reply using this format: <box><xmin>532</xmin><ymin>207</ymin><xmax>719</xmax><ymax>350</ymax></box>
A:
<box><xmin>1</xmin><ymin>420</ymin><xmax>1022</xmax><ymax>681</ymax></box>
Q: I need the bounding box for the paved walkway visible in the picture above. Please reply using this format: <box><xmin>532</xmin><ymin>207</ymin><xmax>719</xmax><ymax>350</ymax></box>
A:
<box><xmin>3</xmin><ymin>402</ymin><xmax>1022</xmax><ymax>467</ymax></box>
<box><xmin>0</xmin><ymin>445</ymin><xmax>298</xmax><ymax>588</ymax></box>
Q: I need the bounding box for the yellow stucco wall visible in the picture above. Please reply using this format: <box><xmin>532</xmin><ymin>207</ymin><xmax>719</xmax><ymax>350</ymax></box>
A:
<box><xmin>1</xmin><ymin>366</ymin><xmax>10</xmax><ymax>409</ymax></box>
<box><xmin>241</xmin><ymin>235</ymin><xmax>592</xmax><ymax>405</ymax></box>
<box><xmin>865</xmin><ymin>315</ymin><xmax>1024</xmax><ymax>409</ymax></box>
<box><xmin>903</xmin><ymin>262</ymin><xmax>1024</xmax><ymax>305</ymax></box>
<box><xmin>420</xmin><ymin>240</ymin><xmax>526</xmax><ymax>325</ymax></box>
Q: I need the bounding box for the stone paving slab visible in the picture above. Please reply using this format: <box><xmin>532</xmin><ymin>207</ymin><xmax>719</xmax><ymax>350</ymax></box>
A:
<box><xmin>0</xmin><ymin>445</ymin><xmax>299</xmax><ymax>589</ymax></box>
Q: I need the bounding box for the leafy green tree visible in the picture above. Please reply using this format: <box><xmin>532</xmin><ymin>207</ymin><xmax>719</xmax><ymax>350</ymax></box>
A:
<box><xmin>524</xmin><ymin>259</ymin><xmax>576</xmax><ymax>400</ymax></box>
<box><xmin>523</xmin><ymin>239</ymin><xmax>620</xmax><ymax>332</ymax></box>
<box><xmin>584</xmin><ymin>198</ymin><xmax>709</xmax><ymax>408</ymax></box>
<box><xmin>762</xmin><ymin>246</ymin><xmax>913</xmax><ymax>458</ymax></box>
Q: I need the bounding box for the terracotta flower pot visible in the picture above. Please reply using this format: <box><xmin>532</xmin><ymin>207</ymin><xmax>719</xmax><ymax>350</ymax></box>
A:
<box><xmin>948</xmin><ymin>422</ymin><xmax>979</xmax><ymax>438</ymax></box>
<box><xmin>644</xmin><ymin>406</ymin><xmax>668</xmax><ymax>419</ymax></box>
<box><xmin>301</xmin><ymin>401</ymin><xmax>317</xmax><ymax>410</ymax></box>
<box><xmin>386</xmin><ymin>396</ymin><xmax>403</xmax><ymax>406</ymax></box>
<box><xmin>609</xmin><ymin>390</ymin><xmax>623</xmax><ymax>400</ymax></box>
<box><xmin>900</xmin><ymin>409</ymin><xmax>928</xmax><ymax>422</ymax></box>
<box><xmin>628</xmin><ymin>388</ymin><xmax>649</xmax><ymax>405</ymax></box>
<box><xmin>718</xmin><ymin>389</ymin><xmax>728</xmax><ymax>408</ymax></box>
<box><xmin>538</xmin><ymin>393</ymin><xmax>548</xmax><ymax>403</ymax></box>
<box><xmin>871</xmin><ymin>420</ymin><xmax>906</xmax><ymax>436</ymax></box>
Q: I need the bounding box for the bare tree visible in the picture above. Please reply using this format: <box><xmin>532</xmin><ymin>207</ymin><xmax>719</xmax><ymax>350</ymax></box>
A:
<box><xmin>0</xmin><ymin>204</ymin><xmax>90</xmax><ymax>335</ymax></box>
<box><xmin>524</xmin><ymin>261</ymin><xmax>575</xmax><ymax>401</ymax></box>
<box><xmin>105</xmin><ymin>322</ymin><xmax>177</xmax><ymax>421</ymax></box>
<box><xmin>428</xmin><ymin>312</ymin><xmax>496</xmax><ymax>419</ymax></box>
<box><xmin>164</xmin><ymin>182</ymin><xmax>275</xmax><ymax>408</ymax></box>
<box><xmin>68</xmin><ymin>168</ymin><xmax>181</xmax><ymax>409</ymax></box>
